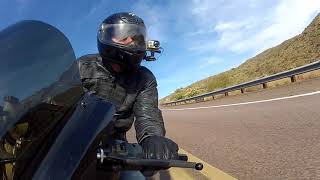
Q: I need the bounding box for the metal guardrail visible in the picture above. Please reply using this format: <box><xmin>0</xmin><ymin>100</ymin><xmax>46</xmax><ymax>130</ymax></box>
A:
<box><xmin>162</xmin><ymin>60</ymin><xmax>320</xmax><ymax>106</ymax></box>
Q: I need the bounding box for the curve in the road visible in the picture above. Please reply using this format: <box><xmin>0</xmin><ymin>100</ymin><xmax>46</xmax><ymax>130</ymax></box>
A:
<box><xmin>163</xmin><ymin>90</ymin><xmax>320</xmax><ymax>111</ymax></box>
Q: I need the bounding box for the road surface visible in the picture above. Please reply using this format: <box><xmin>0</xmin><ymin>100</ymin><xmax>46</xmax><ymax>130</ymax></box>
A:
<box><xmin>159</xmin><ymin>77</ymin><xmax>320</xmax><ymax>180</ymax></box>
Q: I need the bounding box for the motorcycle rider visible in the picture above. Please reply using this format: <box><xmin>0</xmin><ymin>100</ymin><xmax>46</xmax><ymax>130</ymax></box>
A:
<box><xmin>77</xmin><ymin>12</ymin><xmax>179</xmax><ymax>160</ymax></box>
<box><xmin>0</xmin><ymin>13</ymin><xmax>179</xmax><ymax>179</ymax></box>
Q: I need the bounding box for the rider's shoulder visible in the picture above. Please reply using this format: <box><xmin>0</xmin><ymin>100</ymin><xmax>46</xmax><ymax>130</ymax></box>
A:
<box><xmin>137</xmin><ymin>66</ymin><xmax>157</xmax><ymax>89</ymax></box>
<box><xmin>77</xmin><ymin>54</ymin><xmax>100</xmax><ymax>64</ymax></box>
<box><xmin>139</xmin><ymin>66</ymin><xmax>156</xmax><ymax>80</ymax></box>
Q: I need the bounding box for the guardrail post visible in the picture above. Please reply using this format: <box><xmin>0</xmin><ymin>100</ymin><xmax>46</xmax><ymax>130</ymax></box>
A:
<box><xmin>290</xmin><ymin>75</ymin><xmax>296</xmax><ymax>83</ymax></box>
<box><xmin>225</xmin><ymin>92</ymin><xmax>229</xmax><ymax>96</ymax></box>
<box><xmin>262</xmin><ymin>83</ymin><xmax>267</xmax><ymax>89</ymax></box>
<box><xmin>240</xmin><ymin>88</ymin><xmax>244</xmax><ymax>93</ymax></box>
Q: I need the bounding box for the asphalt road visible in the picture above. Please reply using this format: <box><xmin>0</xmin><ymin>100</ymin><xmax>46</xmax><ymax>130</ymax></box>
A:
<box><xmin>160</xmin><ymin>77</ymin><xmax>320</xmax><ymax>180</ymax></box>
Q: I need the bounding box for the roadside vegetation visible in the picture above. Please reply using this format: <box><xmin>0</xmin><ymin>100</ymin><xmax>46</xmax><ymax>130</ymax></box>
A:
<box><xmin>160</xmin><ymin>14</ymin><xmax>320</xmax><ymax>104</ymax></box>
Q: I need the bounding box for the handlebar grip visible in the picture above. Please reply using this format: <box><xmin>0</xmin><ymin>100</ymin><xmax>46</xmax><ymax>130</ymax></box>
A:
<box><xmin>168</xmin><ymin>160</ymin><xmax>203</xmax><ymax>170</ymax></box>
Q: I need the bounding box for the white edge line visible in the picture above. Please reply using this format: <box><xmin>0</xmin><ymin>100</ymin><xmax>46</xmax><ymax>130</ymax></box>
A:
<box><xmin>162</xmin><ymin>90</ymin><xmax>320</xmax><ymax>111</ymax></box>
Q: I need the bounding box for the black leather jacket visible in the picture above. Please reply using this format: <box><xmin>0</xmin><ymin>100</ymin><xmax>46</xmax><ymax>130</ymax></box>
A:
<box><xmin>77</xmin><ymin>54</ymin><xmax>165</xmax><ymax>143</ymax></box>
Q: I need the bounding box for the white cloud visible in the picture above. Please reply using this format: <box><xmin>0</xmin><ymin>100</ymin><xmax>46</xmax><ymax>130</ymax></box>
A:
<box><xmin>215</xmin><ymin>20</ymin><xmax>256</xmax><ymax>32</ymax></box>
<box><xmin>184</xmin><ymin>0</ymin><xmax>320</xmax><ymax>56</ymax></box>
<box><xmin>184</xmin><ymin>28</ymin><xmax>216</xmax><ymax>37</ymax></box>
<box><xmin>198</xmin><ymin>57</ymin><xmax>222</xmax><ymax>69</ymax></box>
<box><xmin>83</xmin><ymin>4</ymin><xmax>100</xmax><ymax>20</ymax></box>
<box><xmin>72</xmin><ymin>0</ymin><xmax>111</xmax><ymax>28</ymax></box>
<box><xmin>187</xmin><ymin>41</ymin><xmax>216</xmax><ymax>53</ymax></box>
<box><xmin>132</xmin><ymin>2</ymin><xmax>170</xmax><ymax>43</ymax></box>
<box><xmin>213</xmin><ymin>0</ymin><xmax>320</xmax><ymax>54</ymax></box>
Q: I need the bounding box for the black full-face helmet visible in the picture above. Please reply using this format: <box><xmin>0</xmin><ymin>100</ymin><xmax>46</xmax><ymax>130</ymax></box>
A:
<box><xmin>97</xmin><ymin>12</ymin><xmax>147</xmax><ymax>71</ymax></box>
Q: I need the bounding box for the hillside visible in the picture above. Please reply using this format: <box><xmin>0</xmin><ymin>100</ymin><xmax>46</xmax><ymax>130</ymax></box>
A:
<box><xmin>161</xmin><ymin>14</ymin><xmax>320</xmax><ymax>103</ymax></box>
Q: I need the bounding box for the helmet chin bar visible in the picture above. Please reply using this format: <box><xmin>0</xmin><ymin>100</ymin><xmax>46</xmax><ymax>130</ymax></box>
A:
<box><xmin>102</xmin><ymin>51</ymin><xmax>144</xmax><ymax>73</ymax></box>
<box><xmin>98</xmin><ymin>42</ymin><xmax>144</xmax><ymax>72</ymax></box>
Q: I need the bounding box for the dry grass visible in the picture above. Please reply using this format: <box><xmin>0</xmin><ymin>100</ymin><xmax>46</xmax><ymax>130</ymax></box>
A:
<box><xmin>296</xmin><ymin>69</ymin><xmax>320</xmax><ymax>81</ymax></box>
<box><xmin>243</xmin><ymin>84</ymin><xmax>262</xmax><ymax>92</ymax></box>
<box><xmin>267</xmin><ymin>78</ymin><xmax>291</xmax><ymax>88</ymax></box>
<box><xmin>214</xmin><ymin>94</ymin><xmax>227</xmax><ymax>100</ymax></box>
<box><xmin>204</xmin><ymin>96</ymin><xmax>214</xmax><ymax>101</ymax></box>
<box><xmin>228</xmin><ymin>89</ymin><xmax>243</xmax><ymax>96</ymax></box>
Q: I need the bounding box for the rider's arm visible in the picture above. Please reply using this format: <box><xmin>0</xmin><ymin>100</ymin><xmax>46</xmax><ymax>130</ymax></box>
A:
<box><xmin>133</xmin><ymin>67</ymin><xmax>166</xmax><ymax>143</ymax></box>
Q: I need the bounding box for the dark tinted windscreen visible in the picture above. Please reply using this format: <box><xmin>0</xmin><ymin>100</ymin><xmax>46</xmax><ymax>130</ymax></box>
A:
<box><xmin>0</xmin><ymin>20</ymin><xmax>78</xmax><ymax>137</ymax></box>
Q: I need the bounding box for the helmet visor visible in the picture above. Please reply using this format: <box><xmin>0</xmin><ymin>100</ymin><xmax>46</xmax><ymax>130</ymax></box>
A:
<box><xmin>98</xmin><ymin>23</ymin><xmax>147</xmax><ymax>52</ymax></box>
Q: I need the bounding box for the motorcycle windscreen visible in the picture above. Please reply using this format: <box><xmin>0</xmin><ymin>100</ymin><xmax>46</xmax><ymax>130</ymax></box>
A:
<box><xmin>0</xmin><ymin>20</ymin><xmax>81</xmax><ymax>138</ymax></box>
<box><xmin>33</xmin><ymin>93</ymin><xmax>116</xmax><ymax>180</ymax></box>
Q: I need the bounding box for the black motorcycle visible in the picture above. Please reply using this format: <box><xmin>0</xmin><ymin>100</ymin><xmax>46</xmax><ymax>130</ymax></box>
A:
<box><xmin>0</xmin><ymin>21</ymin><xmax>202</xmax><ymax>180</ymax></box>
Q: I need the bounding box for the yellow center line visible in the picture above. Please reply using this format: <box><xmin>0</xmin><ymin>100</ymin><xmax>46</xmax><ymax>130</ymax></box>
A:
<box><xmin>169</xmin><ymin>168</ymin><xmax>194</xmax><ymax>180</ymax></box>
<box><xmin>174</xmin><ymin>148</ymin><xmax>238</xmax><ymax>180</ymax></box>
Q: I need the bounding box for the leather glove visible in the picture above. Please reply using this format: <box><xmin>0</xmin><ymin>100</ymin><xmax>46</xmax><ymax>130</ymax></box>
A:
<box><xmin>140</xmin><ymin>135</ymin><xmax>179</xmax><ymax>160</ymax></box>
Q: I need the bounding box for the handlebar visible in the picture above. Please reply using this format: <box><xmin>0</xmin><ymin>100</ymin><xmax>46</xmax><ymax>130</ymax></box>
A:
<box><xmin>120</xmin><ymin>157</ymin><xmax>203</xmax><ymax>170</ymax></box>
<box><xmin>96</xmin><ymin>141</ymin><xmax>203</xmax><ymax>172</ymax></box>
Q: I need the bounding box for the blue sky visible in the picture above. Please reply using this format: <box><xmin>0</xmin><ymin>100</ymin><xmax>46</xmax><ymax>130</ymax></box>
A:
<box><xmin>1</xmin><ymin>0</ymin><xmax>319</xmax><ymax>98</ymax></box>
